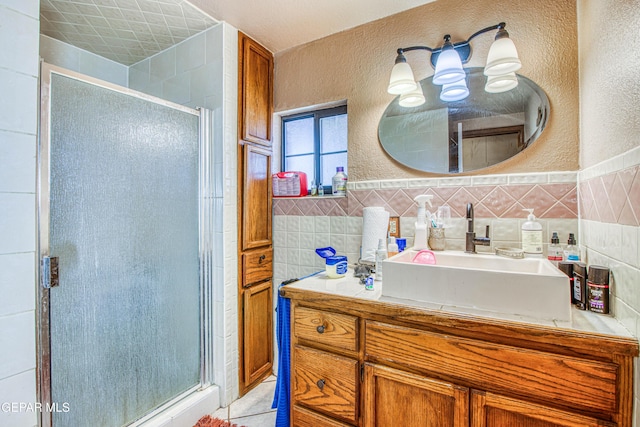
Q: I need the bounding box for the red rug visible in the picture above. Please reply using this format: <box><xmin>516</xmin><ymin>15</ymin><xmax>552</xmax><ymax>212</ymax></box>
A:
<box><xmin>194</xmin><ymin>415</ymin><xmax>246</xmax><ymax>427</ymax></box>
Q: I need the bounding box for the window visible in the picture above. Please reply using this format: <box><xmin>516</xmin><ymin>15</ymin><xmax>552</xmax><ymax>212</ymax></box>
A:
<box><xmin>282</xmin><ymin>105</ymin><xmax>347</xmax><ymax>193</ymax></box>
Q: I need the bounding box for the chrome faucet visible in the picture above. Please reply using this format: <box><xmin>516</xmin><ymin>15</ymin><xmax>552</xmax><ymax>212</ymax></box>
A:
<box><xmin>465</xmin><ymin>203</ymin><xmax>491</xmax><ymax>253</ymax></box>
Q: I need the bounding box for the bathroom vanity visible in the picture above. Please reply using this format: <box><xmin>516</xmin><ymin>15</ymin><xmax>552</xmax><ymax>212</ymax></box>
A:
<box><xmin>280</xmin><ymin>270</ymin><xmax>638</xmax><ymax>427</ymax></box>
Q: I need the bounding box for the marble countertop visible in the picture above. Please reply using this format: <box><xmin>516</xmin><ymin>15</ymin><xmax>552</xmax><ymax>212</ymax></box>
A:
<box><xmin>285</xmin><ymin>268</ymin><xmax>634</xmax><ymax>339</ymax></box>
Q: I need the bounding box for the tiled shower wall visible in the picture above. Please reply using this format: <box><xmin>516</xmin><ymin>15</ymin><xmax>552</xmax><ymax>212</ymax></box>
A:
<box><xmin>0</xmin><ymin>1</ymin><xmax>39</xmax><ymax>426</ymax></box>
<box><xmin>273</xmin><ymin>171</ymin><xmax>579</xmax><ymax>288</ymax></box>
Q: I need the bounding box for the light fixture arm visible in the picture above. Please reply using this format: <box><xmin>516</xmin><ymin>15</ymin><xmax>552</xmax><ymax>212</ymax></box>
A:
<box><xmin>396</xmin><ymin>22</ymin><xmax>507</xmax><ymax>68</ymax></box>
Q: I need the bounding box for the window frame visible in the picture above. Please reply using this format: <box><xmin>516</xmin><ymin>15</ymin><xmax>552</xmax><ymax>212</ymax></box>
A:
<box><xmin>281</xmin><ymin>105</ymin><xmax>347</xmax><ymax>194</ymax></box>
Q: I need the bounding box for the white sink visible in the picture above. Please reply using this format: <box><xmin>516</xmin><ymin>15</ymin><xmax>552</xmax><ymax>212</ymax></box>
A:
<box><xmin>382</xmin><ymin>250</ymin><xmax>571</xmax><ymax>322</ymax></box>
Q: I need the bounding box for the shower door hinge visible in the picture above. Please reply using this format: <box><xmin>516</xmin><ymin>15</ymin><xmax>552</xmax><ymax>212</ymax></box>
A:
<box><xmin>41</xmin><ymin>256</ymin><xmax>59</xmax><ymax>289</ymax></box>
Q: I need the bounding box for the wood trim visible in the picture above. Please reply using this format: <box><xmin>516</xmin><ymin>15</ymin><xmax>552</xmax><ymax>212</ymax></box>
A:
<box><xmin>613</xmin><ymin>353</ymin><xmax>634</xmax><ymax>427</ymax></box>
<box><xmin>280</xmin><ymin>287</ymin><xmax>639</xmax><ymax>359</ymax></box>
<box><xmin>365</xmin><ymin>320</ymin><xmax>617</xmax><ymax>417</ymax></box>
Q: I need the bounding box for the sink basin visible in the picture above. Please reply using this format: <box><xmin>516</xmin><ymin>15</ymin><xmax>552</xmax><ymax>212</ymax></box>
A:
<box><xmin>382</xmin><ymin>250</ymin><xmax>571</xmax><ymax>322</ymax></box>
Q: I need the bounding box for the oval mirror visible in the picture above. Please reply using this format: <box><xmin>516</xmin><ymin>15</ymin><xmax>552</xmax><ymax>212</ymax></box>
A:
<box><xmin>378</xmin><ymin>67</ymin><xmax>550</xmax><ymax>173</ymax></box>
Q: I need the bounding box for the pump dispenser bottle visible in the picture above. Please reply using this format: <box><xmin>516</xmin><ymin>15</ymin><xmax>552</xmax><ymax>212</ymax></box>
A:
<box><xmin>413</xmin><ymin>195</ymin><xmax>433</xmax><ymax>250</ymax></box>
<box><xmin>522</xmin><ymin>208</ymin><xmax>543</xmax><ymax>257</ymax></box>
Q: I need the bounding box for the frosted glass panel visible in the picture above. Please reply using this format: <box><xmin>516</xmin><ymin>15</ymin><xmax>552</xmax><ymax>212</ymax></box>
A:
<box><xmin>49</xmin><ymin>74</ymin><xmax>200</xmax><ymax>427</ymax></box>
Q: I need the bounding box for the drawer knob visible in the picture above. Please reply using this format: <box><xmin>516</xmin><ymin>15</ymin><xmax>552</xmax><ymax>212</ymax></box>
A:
<box><xmin>259</xmin><ymin>255</ymin><xmax>266</xmax><ymax>263</ymax></box>
<box><xmin>316</xmin><ymin>325</ymin><xmax>325</xmax><ymax>334</ymax></box>
<box><xmin>316</xmin><ymin>379</ymin><xmax>325</xmax><ymax>390</ymax></box>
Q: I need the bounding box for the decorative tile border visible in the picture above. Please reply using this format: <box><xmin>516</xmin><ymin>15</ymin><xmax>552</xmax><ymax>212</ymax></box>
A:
<box><xmin>274</xmin><ymin>172</ymin><xmax>578</xmax><ymax>219</ymax></box>
<box><xmin>579</xmin><ymin>164</ymin><xmax>640</xmax><ymax>226</ymax></box>
<box><xmin>577</xmin><ymin>145</ymin><xmax>640</xmax><ymax>226</ymax></box>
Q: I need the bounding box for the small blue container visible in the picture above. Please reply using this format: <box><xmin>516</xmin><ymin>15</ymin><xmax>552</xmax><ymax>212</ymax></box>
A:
<box><xmin>316</xmin><ymin>247</ymin><xmax>348</xmax><ymax>278</ymax></box>
<box><xmin>396</xmin><ymin>238</ymin><xmax>407</xmax><ymax>252</ymax></box>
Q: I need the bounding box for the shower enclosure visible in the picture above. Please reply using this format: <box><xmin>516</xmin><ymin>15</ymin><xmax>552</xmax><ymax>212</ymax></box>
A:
<box><xmin>37</xmin><ymin>64</ymin><xmax>215</xmax><ymax>426</ymax></box>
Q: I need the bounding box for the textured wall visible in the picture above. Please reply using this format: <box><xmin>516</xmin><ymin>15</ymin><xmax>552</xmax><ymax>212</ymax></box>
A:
<box><xmin>578</xmin><ymin>0</ymin><xmax>640</xmax><ymax>169</ymax></box>
<box><xmin>274</xmin><ymin>0</ymin><xmax>579</xmax><ymax>181</ymax></box>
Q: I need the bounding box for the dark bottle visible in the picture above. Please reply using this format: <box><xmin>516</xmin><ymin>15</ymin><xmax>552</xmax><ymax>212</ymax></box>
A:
<box><xmin>587</xmin><ymin>265</ymin><xmax>610</xmax><ymax>314</ymax></box>
<box><xmin>572</xmin><ymin>262</ymin><xmax>588</xmax><ymax>310</ymax></box>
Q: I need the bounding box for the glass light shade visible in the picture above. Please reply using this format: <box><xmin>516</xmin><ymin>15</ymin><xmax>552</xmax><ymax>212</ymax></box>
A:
<box><xmin>388</xmin><ymin>62</ymin><xmax>417</xmax><ymax>94</ymax></box>
<box><xmin>440</xmin><ymin>78</ymin><xmax>469</xmax><ymax>102</ymax></box>
<box><xmin>485</xmin><ymin>72</ymin><xmax>518</xmax><ymax>93</ymax></box>
<box><xmin>484</xmin><ymin>37</ymin><xmax>522</xmax><ymax>76</ymax></box>
<box><xmin>399</xmin><ymin>84</ymin><xmax>425</xmax><ymax>107</ymax></box>
<box><xmin>432</xmin><ymin>48</ymin><xmax>466</xmax><ymax>85</ymax></box>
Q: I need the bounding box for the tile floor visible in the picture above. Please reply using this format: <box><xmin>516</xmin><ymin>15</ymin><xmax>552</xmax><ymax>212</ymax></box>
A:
<box><xmin>211</xmin><ymin>376</ymin><xmax>277</xmax><ymax>426</ymax></box>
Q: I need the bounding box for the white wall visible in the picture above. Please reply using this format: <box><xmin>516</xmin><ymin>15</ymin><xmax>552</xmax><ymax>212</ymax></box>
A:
<box><xmin>0</xmin><ymin>1</ymin><xmax>39</xmax><ymax>426</ymax></box>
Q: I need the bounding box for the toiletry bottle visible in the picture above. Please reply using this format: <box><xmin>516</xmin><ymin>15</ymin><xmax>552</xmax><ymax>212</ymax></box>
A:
<box><xmin>521</xmin><ymin>208</ymin><xmax>543</xmax><ymax>257</ymax></box>
<box><xmin>564</xmin><ymin>233</ymin><xmax>580</xmax><ymax>261</ymax></box>
<box><xmin>318</xmin><ymin>181</ymin><xmax>324</xmax><ymax>196</ymax></box>
<box><xmin>310</xmin><ymin>180</ymin><xmax>318</xmax><ymax>196</ymax></box>
<box><xmin>388</xmin><ymin>237</ymin><xmax>399</xmax><ymax>258</ymax></box>
<box><xmin>413</xmin><ymin>195</ymin><xmax>433</xmax><ymax>250</ymax></box>
<box><xmin>332</xmin><ymin>166</ymin><xmax>347</xmax><ymax>196</ymax></box>
<box><xmin>375</xmin><ymin>238</ymin><xmax>387</xmax><ymax>282</ymax></box>
<box><xmin>547</xmin><ymin>231</ymin><xmax>563</xmax><ymax>266</ymax></box>
<box><xmin>572</xmin><ymin>262</ymin><xmax>588</xmax><ymax>310</ymax></box>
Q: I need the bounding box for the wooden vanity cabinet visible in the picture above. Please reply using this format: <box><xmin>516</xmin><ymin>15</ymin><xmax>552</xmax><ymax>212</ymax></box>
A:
<box><xmin>284</xmin><ymin>290</ymin><xmax>638</xmax><ymax>427</ymax></box>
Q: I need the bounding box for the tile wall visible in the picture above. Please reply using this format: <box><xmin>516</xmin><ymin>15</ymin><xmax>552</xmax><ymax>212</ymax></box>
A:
<box><xmin>128</xmin><ymin>23</ymin><xmax>223</xmax><ymax>111</ymax></box>
<box><xmin>0</xmin><ymin>1</ymin><xmax>39</xmax><ymax>426</ymax></box>
<box><xmin>40</xmin><ymin>34</ymin><xmax>128</xmax><ymax>86</ymax></box>
<box><xmin>577</xmin><ymin>144</ymin><xmax>640</xmax><ymax>423</ymax></box>
<box><xmin>578</xmin><ymin>145</ymin><xmax>640</xmax><ymax>342</ymax></box>
<box><xmin>273</xmin><ymin>172</ymin><xmax>579</xmax><ymax>288</ymax></box>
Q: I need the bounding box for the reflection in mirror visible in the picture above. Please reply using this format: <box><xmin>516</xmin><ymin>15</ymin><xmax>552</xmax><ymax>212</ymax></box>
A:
<box><xmin>378</xmin><ymin>68</ymin><xmax>549</xmax><ymax>174</ymax></box>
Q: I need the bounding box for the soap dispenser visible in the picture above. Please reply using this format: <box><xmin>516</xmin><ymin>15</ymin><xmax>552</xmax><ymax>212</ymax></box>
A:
<box><xmin>413</xmin><ymin>195</ymin><xmax>433</xmax><ymax>250</ymax></box>
<box><xmin>521</xmin><ymin>208</ymin><xmax>543</xmax><ymax>257</ymax></box>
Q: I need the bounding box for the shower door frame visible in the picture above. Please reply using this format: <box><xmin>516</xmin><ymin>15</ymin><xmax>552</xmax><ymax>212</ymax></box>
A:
<box><xmin>36</xmin><ymin>62</ymin><xmax>216</xmax><ymax>427</ymax></box>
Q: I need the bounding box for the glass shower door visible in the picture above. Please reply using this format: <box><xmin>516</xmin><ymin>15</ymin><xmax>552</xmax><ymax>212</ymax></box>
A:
<box><xmin>42</xmin><ymin>70</ymin><xmax>201</xmax><ymax>426</ymax></box>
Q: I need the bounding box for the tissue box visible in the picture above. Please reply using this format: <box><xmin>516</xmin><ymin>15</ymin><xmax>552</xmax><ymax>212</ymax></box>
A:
<box><xmin>272</xmin><ymin>171</ymin><xmax>308</xmax><ymax>197</ymax></box>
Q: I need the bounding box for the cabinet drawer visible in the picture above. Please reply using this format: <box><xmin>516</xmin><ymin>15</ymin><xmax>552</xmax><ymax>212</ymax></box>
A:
<box><xmin>295</xmin><ymin>307</ymin><xmax>358</xmax><ymax>352</ymax></box>
<box><xmin>293</xmin><ymin>405</ymin><xmax>353</xmax><ymax>427</ymax></box>
<box><xmin>365</xmin><ymin>321</ymin><xmax>618</xmax><ymax>417</ymax></box>
<box><xmin>242</xmin><ymin>248</ymin><xmax>272</xmax><ymax>287</ymax></box>
<box><xmin>294</xmin><ymin>345</ymin><xmax>358</xmax><ymax>424</ymax></box>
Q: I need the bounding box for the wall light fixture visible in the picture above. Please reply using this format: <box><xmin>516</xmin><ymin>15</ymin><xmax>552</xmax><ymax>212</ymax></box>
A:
<box><xmin>387</xmin><ymin>22</ymin><xmax>521</xmax><ymax>105</ymax></box>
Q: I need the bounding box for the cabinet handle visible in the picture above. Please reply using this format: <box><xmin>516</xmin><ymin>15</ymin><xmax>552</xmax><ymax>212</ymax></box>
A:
<box><xmin>259</xmin><ymin>254</ymin><xmax>266</xmax><ymax>263</ymax></box>
<box><xmin>316</xmin><ymin>379</ymin><xmax>325</xmax><ymax>390</ymax></box>
<box><xmin>316</xmin><ymin>325</ymin><xmax>325</xmax><ymax>334</ymax></box>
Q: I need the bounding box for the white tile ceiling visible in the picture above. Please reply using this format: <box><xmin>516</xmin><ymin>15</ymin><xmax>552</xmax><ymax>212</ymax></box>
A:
<box><xmin>40</xmin><ymin>0</ymin><xmax>218</xmax><ymax>65</ymax></box>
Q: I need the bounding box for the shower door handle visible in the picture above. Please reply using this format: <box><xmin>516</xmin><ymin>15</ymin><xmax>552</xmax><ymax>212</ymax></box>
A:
<box><xmin>41</xmin><ymin>256</ymin><xmax>60</xmax><ymax>289</ymax></box>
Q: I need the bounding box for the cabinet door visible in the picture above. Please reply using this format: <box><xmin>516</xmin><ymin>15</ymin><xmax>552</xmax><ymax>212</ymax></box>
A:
<box><xmin>294</xmin><ymin>345</ymin><xmax>358</xmax><ymax>424</ymax></box>
<box><xmin>242</xmin><ymin>280</ymin><xmax>273</xmax><ymax>388</ymax></box>
<box><xmin>364</xmin><ymin>364</ymin><xmax>469</xmax><ymax>427</ymax></box>
<box><xmin>471</xmin><ymin>390</ymin><xmax>616</xmax><ymax>427</ymax></box>
<box><xmin>239</xmin><ymin>32</ymin><xmax>273</xmax><ymax>147</ymax></box>
<box><xmin>242</xmin><ymin>143</ymin><xmax>272</xmax><ymax>250</ymax></box>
